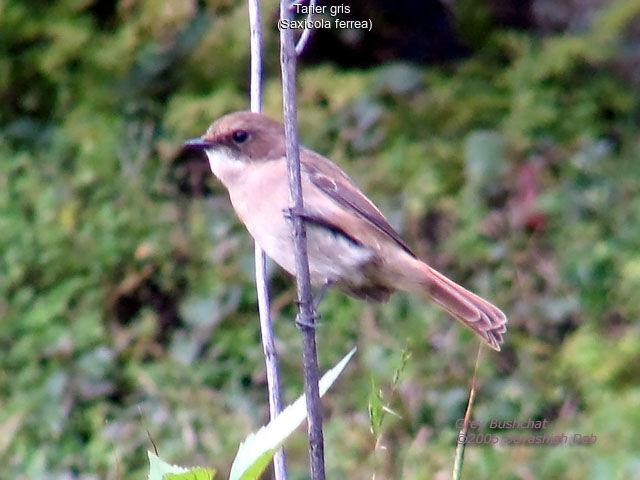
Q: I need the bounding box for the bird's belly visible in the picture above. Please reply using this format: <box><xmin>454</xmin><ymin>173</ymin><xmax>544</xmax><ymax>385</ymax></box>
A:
<box><xmin>226</xmin><ymin>160</ymin><xmax>375</xmax><ymax>287</ymax></box>
<box><xmin>233</xmin><ymin>197</ymin><xmax>373</xmax><ymax>285</ymax></box>
<box><xmin>304</xmin><ymin>224</ymin><xmax>374</xmax><ymax>285</ymax></box>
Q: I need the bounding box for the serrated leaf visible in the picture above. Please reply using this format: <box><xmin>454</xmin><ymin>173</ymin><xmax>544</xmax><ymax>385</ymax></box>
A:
<box><xmin>165</xmin><ymin>467</ymin><xmax>215</xmax><ymax>480</ymax></box>
<box><xmin>229</xmin><ymin>347</ymin><xmax>357</xmax><ymax>480</ymax></box>
<box><xmin>148</xmin><ymin>452</ymin><xmax>214</xmax><ymax>480</ymax></box>
<box><xmin>148</xmin><ymin>451</ymin><xmax>189</xmax><ymax>480</ymax></box>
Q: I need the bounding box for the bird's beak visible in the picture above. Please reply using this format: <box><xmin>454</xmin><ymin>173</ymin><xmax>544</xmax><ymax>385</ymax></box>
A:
<box><xmin>183</xmin><ymin>136</ymin><xmax>213</xmax><ymax>149</ymax></box>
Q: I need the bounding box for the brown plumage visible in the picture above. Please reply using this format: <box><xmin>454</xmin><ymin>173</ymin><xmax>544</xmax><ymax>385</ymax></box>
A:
<box><xmin>185</xmin><ymin>111</ymin><xmax>507</xmax><ymax>351</ymax></box>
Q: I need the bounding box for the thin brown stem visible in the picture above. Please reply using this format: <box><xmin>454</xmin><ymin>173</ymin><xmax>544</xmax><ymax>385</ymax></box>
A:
<box><xmin>452</xmin><ymin>345</ymin><xmax>483</xmax><ymax>480</ymax></box>
<box><xmin>279</xmin><ymin>1</ymin><xmax>325</xmax><ymax>478</ymax></box>
<box><xmin>248</xmin><ymin>1</ymin><xmax>288</xmax><ymax>478</ymax></box>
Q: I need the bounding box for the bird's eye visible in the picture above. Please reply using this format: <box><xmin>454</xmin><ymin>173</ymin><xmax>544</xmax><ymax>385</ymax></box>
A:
<box><xmin>232</xmin><ymin>130</ymin><xmax>249</xmax><ymax>144</ymax></box>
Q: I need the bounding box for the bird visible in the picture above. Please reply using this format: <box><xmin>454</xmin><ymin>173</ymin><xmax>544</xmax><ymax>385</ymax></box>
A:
<box><xmin>185</xmin><ymin>111</ymin><xmax>507</xmax><ymax>350</ymax></box>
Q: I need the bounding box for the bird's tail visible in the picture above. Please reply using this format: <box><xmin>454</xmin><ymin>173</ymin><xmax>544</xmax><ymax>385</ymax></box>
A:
<box><xmin>391</xmin><ymin>256</ymin><xmax>507</xmax><ymax>351</ymax></box>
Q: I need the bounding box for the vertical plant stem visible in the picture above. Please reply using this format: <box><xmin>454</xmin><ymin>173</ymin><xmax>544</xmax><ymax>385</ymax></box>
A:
<box><xmin>248</xmin><ymin>0</ymin><xmax>262</xmax><ymax>113</ymax></box>
<box><xmin>452</xmin><ymin>345</ymin><xmax>483</xmax><ymax>480</ymax></box>
<box><xmin>255</xmin><ymin>247</ymin><xmax>288</xmax><ymax>480</ymax></box>
<box><xmin>294</xmin><ymin>0</ymin><xmax>317</xmax><ymax>55</ymax></box>
<box><xmin>279</xmin><ymin>1</ymin><xmax>326</xmax><ymax>479</ymax></box>
<box><xmin>248</xmin><ymin>1</ymin><xmax>287</xmax><ymax>478</ymax></box>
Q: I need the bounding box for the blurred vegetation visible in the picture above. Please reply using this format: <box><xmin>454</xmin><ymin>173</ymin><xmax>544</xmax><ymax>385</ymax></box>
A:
<box><xmin>2</xmin><ymin>0</ymin><xmax>640</xmax><ymax>478</ymax></box>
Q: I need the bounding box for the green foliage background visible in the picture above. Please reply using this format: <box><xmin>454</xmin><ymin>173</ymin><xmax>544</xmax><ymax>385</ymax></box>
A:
<box><xmin>1</xmin><ymin>0</ymin><xmax>640</xmax><ymax>478</ymax></box>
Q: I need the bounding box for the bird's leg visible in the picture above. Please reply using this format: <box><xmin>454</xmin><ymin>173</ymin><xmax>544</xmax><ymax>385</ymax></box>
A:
<box><xmin>283</xmin><ymin>206</ymin><xmax>307</xmax><ymax>222</ymax></box>
<box><xmin>284</xmin><ymin>207</ymin><xmax>333</xmax><ymax>327</ymax></box>
<box><xmin>294</xmin><ymin>282</ymin><xmax>333</xmax><ymax>329</ymax></box>
<box><xmin>313</xmin><ymin>280</ymin><xmax>333</xmax><ymax>312</ymax></box>
<box><xmin>295</xmin><ymin>313</ymin><xmax>318</xmax><ymax>329</ymax></box>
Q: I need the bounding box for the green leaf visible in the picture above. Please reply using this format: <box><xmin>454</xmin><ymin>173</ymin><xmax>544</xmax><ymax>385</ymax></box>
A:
<box><xmin>229</xmin><ymin>347</ymin><xmax>357</xmax><ymax>480</ymax></box>
<box><xmin>165</xmin><ymin>468</ymin><xmax>216</xmax><ymax>480</ymax></box>
<box><xmin>148</xmin><ymin>451</ymin><xmax>188</xmax><ymax>480</ymax></box>
<box><xmin>147</xmin><ymin>451</ymin><xmax>215</xmax><ymax>480</ymax></box>
<box><xmin>368</xmin><ymin>378</ymin><xmax>383</xmax><ymax>438</ymax></box>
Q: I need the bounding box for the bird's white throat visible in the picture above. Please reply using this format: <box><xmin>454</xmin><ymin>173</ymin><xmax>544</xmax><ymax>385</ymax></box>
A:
<box><xmin>204</xmin><ymin>148</ymin><xmax>246</xmax><ymax>186</ymax></box>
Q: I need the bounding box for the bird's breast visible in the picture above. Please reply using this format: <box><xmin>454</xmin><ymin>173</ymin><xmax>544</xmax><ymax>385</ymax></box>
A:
<box><xmin>225</xmin><ymin>159</ymin><xmax>375</xmax><ymax>286</ymax></box>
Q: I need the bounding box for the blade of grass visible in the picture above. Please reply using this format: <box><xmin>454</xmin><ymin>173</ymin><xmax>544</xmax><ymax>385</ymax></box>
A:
<box><xmin>229</xmin><ymin>348</ymin><xmax>356</xmax><ymax>480</ymax></box>
<box><xmin>452</xmin><ymin>345</ymin><xmax>483</xmax><ymax>480</ymax></box>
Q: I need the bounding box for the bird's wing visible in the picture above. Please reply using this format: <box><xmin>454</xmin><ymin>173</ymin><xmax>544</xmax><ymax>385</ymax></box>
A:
<box><xmin>301</xmin><ymin>148</ymin><xmax>415</xmax><ymax>257</ymax></box>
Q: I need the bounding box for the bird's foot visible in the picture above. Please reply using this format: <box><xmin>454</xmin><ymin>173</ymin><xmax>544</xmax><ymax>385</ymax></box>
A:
<box><xmin>282</xmin><ymin>206</ymin><xmax>307</xmax><ymax>222</ymax></box>
<box><xmin>295</xmin><ymin>310</ymin><xmax>321</xmax><ymax>329</ymax></box>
